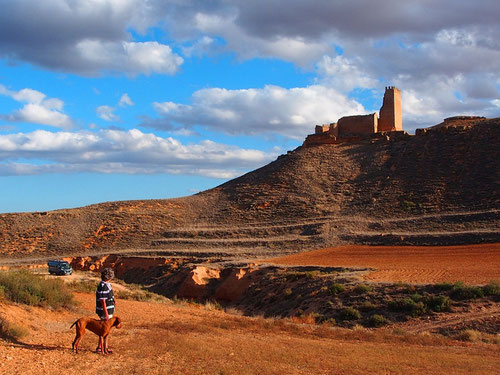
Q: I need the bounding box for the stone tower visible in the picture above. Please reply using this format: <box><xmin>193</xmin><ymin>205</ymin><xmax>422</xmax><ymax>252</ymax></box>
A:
<box><xmin>378</xmin><ymin>86</ymin><xmax>402</xmax><ymax>132</ymax></box>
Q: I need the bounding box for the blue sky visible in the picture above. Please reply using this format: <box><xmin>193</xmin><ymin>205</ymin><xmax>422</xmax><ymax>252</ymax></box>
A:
<box><xmin>0</xmin><ymin>0</ymin><xmax>499</xmax><ymax>213</ymax></box>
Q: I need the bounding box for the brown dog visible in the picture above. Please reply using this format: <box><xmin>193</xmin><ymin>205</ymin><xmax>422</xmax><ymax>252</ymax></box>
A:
<box><xmin>70</xmin><ymin>316</ymin><xmax>122</xmax><ymax>354</ymax></box>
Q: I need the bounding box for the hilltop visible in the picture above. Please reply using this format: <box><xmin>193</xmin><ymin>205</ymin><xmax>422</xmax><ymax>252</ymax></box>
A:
<box><xmin>0</xmin><ymin>117</ymin><xmax>499</xmax><ymax>261</ymax></box>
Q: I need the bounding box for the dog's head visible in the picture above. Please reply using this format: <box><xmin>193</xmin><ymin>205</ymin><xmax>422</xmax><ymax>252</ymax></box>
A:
<box><xmin>113</xmin><ymin>316</ymin><xmax>122</xmax><ymax>329</ymax></box>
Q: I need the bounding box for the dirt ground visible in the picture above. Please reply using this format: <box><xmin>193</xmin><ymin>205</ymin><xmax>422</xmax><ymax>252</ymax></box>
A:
<box><xmin>1</xmin><ymin>291</ymin><xmax>499</xmax><ymax>375</ymax></box>
<box><xmin>265</xmin><ymin>243</ymin><xmax>500</xmax><ymax>284</ymax></box>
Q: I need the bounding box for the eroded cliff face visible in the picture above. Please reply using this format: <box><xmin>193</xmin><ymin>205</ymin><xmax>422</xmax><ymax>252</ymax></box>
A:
<box><xmin>66</xmin><ymin>255</ymin><xmax>259</xmax><ymax>303</ymax></box>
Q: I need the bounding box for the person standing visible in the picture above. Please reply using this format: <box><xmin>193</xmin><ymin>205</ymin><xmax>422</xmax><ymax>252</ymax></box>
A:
<box><xmin>95</xmin><ymin>268</ymin><xmax>116</xmax><ymax>353</ymax></box>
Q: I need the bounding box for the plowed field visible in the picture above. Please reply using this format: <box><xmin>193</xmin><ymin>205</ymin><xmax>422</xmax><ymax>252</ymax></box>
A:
<box><xmin>266</xmin><ymin>243</ymin><xmax>500</xmax><ymax>284</ymax></box>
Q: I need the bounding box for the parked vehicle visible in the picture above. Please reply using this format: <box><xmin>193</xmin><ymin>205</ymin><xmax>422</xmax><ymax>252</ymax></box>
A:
<box><xmin>48</xmin><ymin>260</ymin><xmax>73</xmax><ymax>275</ymax></box>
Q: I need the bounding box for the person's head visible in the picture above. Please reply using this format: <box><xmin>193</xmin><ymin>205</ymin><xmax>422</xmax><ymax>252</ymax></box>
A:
<box><xmin>101</xmin><ymin>268</ymin><xmax>114</xmax><ymax>281</ymax></box>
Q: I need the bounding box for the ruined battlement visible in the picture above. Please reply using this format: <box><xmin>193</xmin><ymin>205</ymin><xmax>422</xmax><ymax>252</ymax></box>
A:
<box><xmin>304</xmin><ymin>86</ymin><xmax>402</xmax><ymax>146</ymax></box>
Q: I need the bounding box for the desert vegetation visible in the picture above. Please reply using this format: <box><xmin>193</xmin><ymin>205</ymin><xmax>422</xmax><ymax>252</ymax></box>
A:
<box><xmin>0</xmin><ymin>269</ymin><xmax>73</xmax><ymax>308</ymax></box>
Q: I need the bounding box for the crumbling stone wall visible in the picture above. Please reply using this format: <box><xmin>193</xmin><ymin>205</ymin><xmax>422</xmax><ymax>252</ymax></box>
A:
<box><xmin>315</xmin><ymin>124</ymin><xmax>330</xmax><ymax>134</ymax></box>
<box><xmin>337</xmin><ymin>113</ymin><xmax>378</xmax><ymax>137</ymax></box>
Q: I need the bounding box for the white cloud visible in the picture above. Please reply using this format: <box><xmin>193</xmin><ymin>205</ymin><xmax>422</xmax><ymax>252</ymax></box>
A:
<box><xmin>96</xmin><ymin>105</ymin><xmax>120</xmax><ymax>122</ymax></box>
<box><xmin>0</xmin><ymin>1</ymin><xmax>499</xmax><ymax>127</ymax></box>
<box><xmin>0</xmin><ymin>128</ymin><xmax>276</xmax><ymax>177</ymax></box>
<box><xmin>150</xmin><ymin>85</ymin><xmax>365</xmax><ymax>139</ymax></box>
<box><xmin>181</xmin><ymin>36</ymin><xmax>218</xmax><ymax>57</ymax></box>
<box><xmin>0</xmin><ymin>85</ymin><xmax>74</xmax><ymax>129</ymax></box>
<box><xmin>191</xmin><ymin>11</ymin><xmax>329</xmax><ymax>66</ymax></box>
<box><xmin>119</xmin><ymin>93</ymin><xmax>134</xmax><ymax>107</ymax></box>
<box><xmin>316</xmin><ymin>55</ymin><xmax>378</xmax><ymax>92</ymax></box>
<box><xmin>75</xmin><ymin>40</ymin><xmax>183</xmax><ymax>76</ymax></box>
<box><xmin>0</xmin><ymin>0</ymin><xmax>184</xmax><ymax>76</ymax></box>
<box><xmin>97</xmin><ymin>93</ymin><xmax>135</xmax><ymax>122</ymax></box>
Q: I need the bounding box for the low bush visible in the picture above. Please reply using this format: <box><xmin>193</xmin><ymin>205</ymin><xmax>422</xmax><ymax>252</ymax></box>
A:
<box><xmin>116</xmin><ymin>290</ymin><xmax>168</xmax><ymax>303</ymax></box>
<box><xmin>0</xmin><ymin>316</ymin><xmax>28</xmax><ymax>341</ymax></box>
<box><xmin>67</xmin><ymin>279</ymin><xmax>96</xmax><ymax>293</ymax></box>
<box><xmin>339</xmin><ymin>307</ymin><xmax>361</xmax><ymax>321</ymax></box>
<box><xmin>424</xmin><ymin>295</ymin><xmax>451</xmax><ymax>312</ymax></box>
<box><xmin>434</xmin><ymin>282</ymin><xmax>454</xmax><ymax>291</ymax></box>
<box><xmin>410</xmin><ymin>293</ymin><xmax>422</xmax><ymax>302</ymax></box>
<box><xmin>328</xmin><ymin>283</ymin><xmax>346</xmax><ymax>295</ymax></box>
<box><xmin>455</xmin><ymin>329</ymin><xmax>482</xmax><ymax>343</ymax></box>
<box><xmin>367</xmin><ymin>314</ymin><xmax>390</xmax><ymax>327</ymax></box>
<box><xmin>388</xmin><ymin>297</ymin><xmax>426</xmax><ymax>317</ymax></box>
<box><xmin>0</xmin><ymin>270</ymin><xmax>73</xmax><ymax>309</ymax></box>
<box><xmin>483</xmin><ymin>280</ymin><xmax>500</xmax><ymax>296</ymax></box>
<box><xmin>353</xmin><ymin>284</ymin><xmax>371</xmax><ymax>294</ymax></box>
<box><xmin>359</xmin><ymin>301</ymin><xmax>377</xmax><ymax>312</ymax></box>
<box><xmin>450</xmin><ymin>281</ymin><xmax>484</xmax><ymax>300</ymax></box>
<box><xmin>305</xmin><ymin>271</ymin><xmax>321</xmax><ymax>279</ymax></box>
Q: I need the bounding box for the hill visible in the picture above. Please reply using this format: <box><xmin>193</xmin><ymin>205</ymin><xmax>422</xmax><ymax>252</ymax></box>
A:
<box><xmin>0</xmin><ymin>117</ymin><xmax>499</xmax><ymax>261</ymax></box>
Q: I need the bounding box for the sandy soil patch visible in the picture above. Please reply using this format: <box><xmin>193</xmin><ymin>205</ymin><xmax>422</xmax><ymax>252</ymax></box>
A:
<box><xmin>265</xmin><ymin>243</ymin><xmax>500</xmax><ymax>284</ymax></box>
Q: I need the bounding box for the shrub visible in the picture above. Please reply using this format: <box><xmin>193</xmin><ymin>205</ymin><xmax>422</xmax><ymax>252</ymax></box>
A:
<box><xmin>424</xmin><ymin>295</ymin><xmax>451</xmax><ymax>312</ymax></box>
<box><xmin>483</xmin><ymin>280</ymin><xmax>500</xmax><ymax>296</ymax></box>
<box><xmin>339</xmin><ymin>307</ymin><xmax>361</xmax><ymax>321</ymax></box>
<box><xmin>67</xmin><ymin>279</ymin><xmax>96</xmax><ymax>293</ymax></box>
<box><xmin>388</xmin><ymin>298</ymin><xmax>426</xmax><ymax>317</ymax></box>
<box><xmin>359</xmin><ymin>301</ymin><xmax>377</xmax><ymax>312</ymax></box>
<box><xmin>401</xmin><ymin>200</ymin><xmax>417</xmax><ymax>211</ymax></box>
<box><xmin>0</xmin><ymin>316</ymin><xmax>28</xmax><ymax>341</ymax></box>
<box><xmin>367</xmin><ymin>314</ymin><xmax>390</xmax><ymax>327</ymax></box>
<box><xmin>328</xmin><ymin>283</ymin><xmax>346</xmax><ymax>295</ymax></box>
<box><xmin>410</xmin><ymin>293</ymin><xmax>422</xmax><ymax>302</ymax></box>
<box><xmin>305</xmin><ymin>271</ymin><xmax>321</xmax><ymax>279</ymax></box>
<box><xmin>450</xmin><ymin>281</ymin><xmax>484</xmax><ymax>300</ymax></box>
<box><xmin>456</xmin><ymin>329</ymin><xmax>482</xmax><ymax>342</ymax></box>
<box><xmin>353</xmin><ymin>284</ymin><xmax>371</xmax><ymax>294</ymax></box>
<box><xmin>435</xmin><ymin>282</ymin><xmax>454</xmax><ymax>291</ymax></box>
<box><xmin>0</xmin><ymin>270</ymin><xmax>73</xmax><ymax>309</ymax></box>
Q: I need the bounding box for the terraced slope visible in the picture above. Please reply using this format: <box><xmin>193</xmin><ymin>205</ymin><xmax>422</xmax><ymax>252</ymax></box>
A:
<box><xmin>0</xmin><ymin>118</ymin><xmax>499</xmax><ymax>260</ymax></box>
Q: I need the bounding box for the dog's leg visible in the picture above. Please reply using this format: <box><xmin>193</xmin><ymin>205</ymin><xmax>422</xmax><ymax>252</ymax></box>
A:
<box><xmin>96</xmin><ymin>336</ymin><xmax>104</xmax><ymax>354</ymax></box>
<box><xmin>103</xmin><ymin>335</ymin><xmax>109</xmax><ymax>354</ymax></box>
<box><xmin>73</xmin><ymin>330</ymin><xmax>84</xmax><ymax>354</ymax></box>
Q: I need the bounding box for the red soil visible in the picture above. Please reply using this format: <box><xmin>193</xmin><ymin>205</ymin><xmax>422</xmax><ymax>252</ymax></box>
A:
<box><xmin>266</xmin><ymin>243</ymin><xmax>500</xmax><ymax>284</ymax></box>
<box><xmin>1</xmin><ymin>292</ymin><xmax>499</xmax><ymax>375</ymax></box>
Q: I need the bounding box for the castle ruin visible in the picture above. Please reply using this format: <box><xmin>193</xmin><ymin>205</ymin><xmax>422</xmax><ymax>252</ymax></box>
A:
<box><xmin>304</xmin><ymin>87</ymin><xmax>403</xmax><ymax>146</ymax></box>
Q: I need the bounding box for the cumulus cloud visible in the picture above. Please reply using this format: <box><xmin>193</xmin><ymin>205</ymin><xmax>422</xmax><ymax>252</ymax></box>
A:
<box><xmin>73</xmin><ymin>40</ymin><xmax>183</xmax><ymax>76</ymax></box>
<box><xmin>0</xmin><ymin>1</ymin><xmax>183</xmax><ymax>76</ymax></box>
<box><xmin>1</xmin><ymin>1</ymin><xmax>499</xmax><ymax>126</ymax></box>
<box><xmin>119</xmin><ymin>93</ymin><xmax>134</xmax><ymax>107</ymax></box>
<box><xmin>97</xmin><ymin>93</ymin><xmax>136</xmax><ymax>123</ymax></box>
<box><xmin>148</xmin><ymin>85</ymin><xmax>365</xmax><ymax>139</ymax></box>
<box><xmin>0</xmin><ymin>85</ymin><xmax>74</xmax><ymax>129</ymax></box>
<box><xmin>149</xmin><ymin>0</ymin><xmax>499</xmax><ymax>125</ymax></box>
<box><xmin>0</xmin><ymin>128</ymin><xmax>276</xmax><ymax>177</ymax></box>
<box><xmin>96</xmin><ymin>106</ymin><xmax>120</xmax><ymax>122</ymax></box>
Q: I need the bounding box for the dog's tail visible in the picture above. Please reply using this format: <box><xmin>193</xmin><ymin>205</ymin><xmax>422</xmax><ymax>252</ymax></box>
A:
<box><xmin>70</xmin><ymin>319</ymin><xmax>78</xmax><ymax>329</ymax></box>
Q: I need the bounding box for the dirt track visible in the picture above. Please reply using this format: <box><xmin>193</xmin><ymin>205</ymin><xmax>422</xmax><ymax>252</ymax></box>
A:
<box><xmin>266</xmin><ymin>243</ymin><xmax>500</xmax><ymax>284</ymax></box>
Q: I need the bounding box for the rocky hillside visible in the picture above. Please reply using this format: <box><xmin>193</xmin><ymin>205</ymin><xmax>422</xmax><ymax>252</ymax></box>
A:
<box><xmin>1</xmin><ymin>117</ymin><xmax>499</xmax><ymax>260</ymax></box>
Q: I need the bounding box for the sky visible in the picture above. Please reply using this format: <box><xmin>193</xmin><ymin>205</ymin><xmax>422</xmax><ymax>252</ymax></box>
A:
<box><xmin>0</xmin><ymin>0</ymin><xmax>499</xmax><ymax>213</ymax></box>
